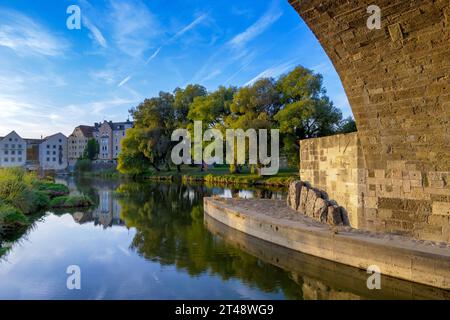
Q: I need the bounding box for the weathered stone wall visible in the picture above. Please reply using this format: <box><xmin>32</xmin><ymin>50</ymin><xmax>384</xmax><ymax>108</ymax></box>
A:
<box><xmin>288</xmin><ymin>0</ymin><xmax>450</xmax><ymax>242</ymax></box>
<box><xmin>299</xmin><ymin>133</ymin><xmax>364</xmax><ymax>228</ymax></box>
<box><xmin>300</xmin><ymin>133</ymin><xmax>450</xmax><ymax>242</ymax></box>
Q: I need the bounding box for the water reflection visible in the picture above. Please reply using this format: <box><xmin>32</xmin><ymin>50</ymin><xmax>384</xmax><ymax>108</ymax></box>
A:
<box><xmin>0</xmin><ymin>178</ymin><xmax>448</xmax><ymax>300</ymax></box>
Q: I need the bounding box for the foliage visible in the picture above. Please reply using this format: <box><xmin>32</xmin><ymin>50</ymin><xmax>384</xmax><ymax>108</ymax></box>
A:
<box><xmin>49</xmin><ymin>195</ymin><xmax>93</xmax><ymax>208</ymax></box>
<box><xmin>35</xmin><ymin>181</ymin><xmax>69</xmax><ymax>198</ymax></box>
<box><xmin>75</xmin><ymin>159</ymin><xmax>92</xmax><ymax>173</ymax></box>
<box><xmin>338</xmin><ymin>117</ymin><xmax>358</xmax><ymax>134</ymax></box>
<box><xmin>119</xmin><ymin>65</ymin><xmax>354</xmax><ymax>175</ymax></box>
<box><xmin>0</xmin><ymin>168</ymin><xmax>72</xmax><ymax>228</ymax></box>
<box><xmin>83</xmin><ymin>139</ymin><xmax>99</xmax><ymax>160</ymax></box>
<box><xmin>0</xmin><ymin>203</ymin><xmax>29</xmax><ymax>226</ymax></box>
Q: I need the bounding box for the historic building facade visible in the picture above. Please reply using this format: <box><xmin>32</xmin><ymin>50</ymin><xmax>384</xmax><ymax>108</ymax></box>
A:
<box><xmin>68</xmin><ymin>125</ymin><xmax>95</xmax><ymax>166</ymax></box>
<box><xmin>0</xmin><ymin>131</ymin><xmax>27</xmax><ymax>168</ymax></box>
<box><xmin>39</xmin><ymin>133</ymin><xmax>68</xmax><ymax>171</ymax></box>
<box><xmin>93</xmin><ymin>120</ymin><xmax>133</xmax><ymax>162</ymax></box>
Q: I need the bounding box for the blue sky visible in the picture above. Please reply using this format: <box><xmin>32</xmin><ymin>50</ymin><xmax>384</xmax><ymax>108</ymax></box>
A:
<box><xmin>0</xmin><ymin>0</ymin><xmax>351</xmax><ymax>138</ymax></box>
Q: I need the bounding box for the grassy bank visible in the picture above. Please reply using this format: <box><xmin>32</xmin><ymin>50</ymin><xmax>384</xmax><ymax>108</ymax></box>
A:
<box><xmin>144</xmin><ymin>166</ymin><xmax>298</xmax><ymax>187</ymax></box>
<box><xmin>0</xmin><ymin>168</ymin><xmax>93</xmax><ymax>230</ymax></box>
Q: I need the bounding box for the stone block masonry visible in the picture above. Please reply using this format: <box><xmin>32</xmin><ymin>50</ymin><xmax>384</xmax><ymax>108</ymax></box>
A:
<box><xmin>285</xmin><ymin>0</ymin><xmax>450</xmax><ymax>242</ymax></box>
<box><xmin>300</xmin><ymin>133</ymin><xmax>450</xmax><ymax>243</ymax></box>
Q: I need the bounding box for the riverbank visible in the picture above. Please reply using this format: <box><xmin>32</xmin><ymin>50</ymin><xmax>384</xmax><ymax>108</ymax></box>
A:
<box><xmin>204</xmin><ymin>197</ymin><xmax>450</xmax><ymax>290</ymax></box>
<box><xmin>0</xmin><ymin>168</ymin><xmax>94</xmax><ymax>230</ymax></box>
<box><xmin>144</xmin><ymin>166</ymin><xmax>298</xmax><ymax>187</ymax></box>
<box><xmin>75</xmin><ymin>165</ymin><xmax>298</xmax><ymax>187</ymax></box>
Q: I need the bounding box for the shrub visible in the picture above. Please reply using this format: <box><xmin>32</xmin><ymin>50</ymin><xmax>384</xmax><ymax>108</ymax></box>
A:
<box><xmin>75</xmin><ymin>159</ymin><xmax>92</xmax><ymax>173</ymax></box>
<box><xmin>35</xmin><ymin>182</ymin><xmax>69</xmax><ymax>198</ymax></box>
<box><xmin>0</xmin><ymin>203</ymin><xmax>29</xmax><ymax>226</ymax></box>
<box><xmin>49</xmin><ymin>195</ymin><xmax>93</xmax><ymax>208</ymax></box>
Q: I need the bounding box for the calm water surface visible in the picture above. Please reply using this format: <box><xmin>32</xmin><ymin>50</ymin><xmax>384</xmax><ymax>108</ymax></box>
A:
<box><xmin>0</xmin><ymin>178</ymin><xmax>448</xmax><ymax>300</ymax></box>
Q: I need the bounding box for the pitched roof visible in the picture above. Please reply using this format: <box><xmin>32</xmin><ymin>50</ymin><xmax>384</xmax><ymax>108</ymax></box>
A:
<box><xmin>43</xmin><ymin>132</ymin><xmax>67</xmax><ymax>141</ymax></box>
<box><xmin>76</xmin><ymin>125</ymin><xmax>95</xmax><ymax>137</ymax></box>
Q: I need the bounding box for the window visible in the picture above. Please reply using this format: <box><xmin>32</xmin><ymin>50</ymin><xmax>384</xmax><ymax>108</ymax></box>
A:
<box><xmin>53</xmin><ymin>157</ymin><xmax>56</xmax><ymax>162</ymax></box>
<box><xmin>53</xmin><ymin>145</ymin><xmax>56</xmax><ymax>149</ymax></box>
<box><xmin>18</xmin><ymin>144</ymin><xmax>22</xmax><ymax>148</ymax></box>
<box><xmin>4</xmin><ymin>150</ymin><xmax>8</xmax><ymax>155</ymax></box>
<box><xmin>11</xmin><ymin>158</ymin><xmax>15</xmax><ymax>162</ymax></box>
<box><xmin>18</xmin><ymin>158</ymin><xmax>22</xmax><ymax>162</ymax></box>
<box><xmin>5</xmin><ymin>144</ymin><xmax>8</xmax><ymax>148</ymax></box>
<box><xmin>4</xmin><ymin>158</ymin><xmax>8</xmax><ymax>162</ymax></box>
<box><xmin>59</xmin><ymin>139</ymin><xmax>62</xmax><ymax>143</ymax></box>
<box><xmin>11</xmin><ymin>151</ymin><xmax>15</xmax><ymax>155</ymax></box>
<box><xmin>53</xmin><ymin>151</ymin><xmax>56</xmax><ymax>155</ymax></box>
<box><xmin>47</xmin><ymin>145</ymin><xmax>50</xmax><ymax>149</ymax></box>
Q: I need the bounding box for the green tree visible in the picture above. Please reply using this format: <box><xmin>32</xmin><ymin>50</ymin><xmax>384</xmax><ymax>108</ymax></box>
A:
<box><xmin>187</xmin><ymin>86</ymin><xmax>236</xmax><ymax>129</ymax></box>
<box><xmin>274</xmin><ymin>66</ymin><xmax>343</xmax><ymax>166</ymax></box>
<box><xmin>174</xmin><ymin>84</ymin><xmax>207</xmax><ymax>126</ymax></box>
<box><xmin>338</xmin><ymin>117</ymin><xmax>357</xmax><ymax>134</ymax></box>
<box><xmin>117</xmin><ymin>128</ymin><xmax>155</xmax><ymax>175</ymax></box>
<box><xmin>83</xmin><ymin>138</ymin><xmax>99</xmax><ymax>160</ymax></box>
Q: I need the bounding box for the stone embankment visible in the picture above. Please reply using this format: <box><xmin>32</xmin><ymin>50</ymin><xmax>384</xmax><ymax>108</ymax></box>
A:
<box><xmin>204</xmin><ymin>197</ymin><xmax>450</xmax><ymax>289</ymax></box>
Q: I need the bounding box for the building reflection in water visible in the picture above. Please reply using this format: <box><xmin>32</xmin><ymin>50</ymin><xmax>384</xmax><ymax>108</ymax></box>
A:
<box><xmin>71</xmin><ymin>184</ymin><xmax>125</xmax><ymax>229</ymax></box>
<box><xmin>95</xmin><ymin>188</ymin><xmax>124</xmax><ymax>228</ymax></box>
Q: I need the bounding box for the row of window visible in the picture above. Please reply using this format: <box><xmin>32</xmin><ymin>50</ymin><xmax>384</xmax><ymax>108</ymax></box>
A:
<box><xmin>2</xmin><ymin>144</ymin><xmax>23</xmax><ymax>149</ymax></box>
<box><xmin>3</xmin><ymin>150</ymin><xmax>22</xmax><ymax>155</ymax></box>
<box><xmin>3</xmin><ymin>157</ymin><xmax>23</xmax><ymax>163</ymax></box>
<box><xmin>46</xmin><ymin>144</ymin><xmax>63</xmax><ymax>149</ymax></box>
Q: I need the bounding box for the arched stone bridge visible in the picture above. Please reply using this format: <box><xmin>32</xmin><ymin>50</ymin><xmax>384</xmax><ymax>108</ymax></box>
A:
<box><xmin>289</xmin><ymin>0</ymin><xmax>450</xmax><ymax>241</ymax></box>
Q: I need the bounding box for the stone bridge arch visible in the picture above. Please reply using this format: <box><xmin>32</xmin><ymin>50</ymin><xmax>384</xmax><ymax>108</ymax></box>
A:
<box><xmin>288</xmin><ymin>0</ymin><xmax>450</xmax><ymax>241</ymax></box>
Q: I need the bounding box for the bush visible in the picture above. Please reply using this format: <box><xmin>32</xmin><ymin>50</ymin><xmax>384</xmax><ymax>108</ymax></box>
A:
<box><xmin>35</xmin><ymin>182</ymin><xmax>69</xmax><ymax>198</ymax></box>
<box><xmin>49</xmin><ymin>195</ymin><xmax>93</xmax><ymax>208</ymax></box>
<box><xmin>75</xmin><ymin>159</ymin><xmax>92</xmax><ymax>173</ymax></box>
<box><xmin>31</xmin><ymin>191</ymin><xmax>51</xmax><ymax>209</ymax></box>
<box><xmin>0</xmin><ymin>203</ymin><xmax>29</xmax><ymax>226</ymax></box>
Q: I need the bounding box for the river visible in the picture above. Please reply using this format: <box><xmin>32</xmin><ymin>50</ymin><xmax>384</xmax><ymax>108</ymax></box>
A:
<box><xmin>0</xmin><ymin>178</ymin><xmax>447</xmax><ymax>300</ymax></box>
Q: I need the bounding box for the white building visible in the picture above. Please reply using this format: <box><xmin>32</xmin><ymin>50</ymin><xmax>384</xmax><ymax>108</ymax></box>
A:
<box><xmin>39</xmin><ymin>133</ymin><xmax>68</xmax><ymax>171</ymax></box>
<box><xmin>0</xmin><ymin>131</ymin><xmax>27</xmax><ymax>168</ymax></box>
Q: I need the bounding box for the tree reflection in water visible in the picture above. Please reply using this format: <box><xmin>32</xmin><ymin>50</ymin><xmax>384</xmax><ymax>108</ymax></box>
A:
<box><xmin>115</xmin><ymin>182</ymin><xmax>303</xmax><ymax>299</ymax></box>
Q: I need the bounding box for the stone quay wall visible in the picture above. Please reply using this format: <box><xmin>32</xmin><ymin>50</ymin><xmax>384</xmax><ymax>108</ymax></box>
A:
<box><xmin>299</xmin><ymin>133</ymin><xmax>450</xmax><ymax>243</ymax></box>
<box><xmin>204</xmin><ymin>197</ymin><xmax>450</xmax><ymax>290</ymax></box>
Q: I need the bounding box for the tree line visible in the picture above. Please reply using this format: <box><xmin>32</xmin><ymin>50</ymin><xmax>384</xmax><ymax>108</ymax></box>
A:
<box><xmin>118</xmin><ymin>65</ymin><xmax>356</xmax><ymax>175</ymax></box>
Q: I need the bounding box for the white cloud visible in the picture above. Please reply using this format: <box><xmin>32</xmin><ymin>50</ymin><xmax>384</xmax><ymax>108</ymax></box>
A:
<box><xmin>170</xmin><ymin>14</ymin><xmax>208</xmax><ymax>41</ymax></box>
<box><xmin>245</xmin><ymin>59</ymin><xmax>299</xmax><ymax>86</ymax></box>
<box><xmin>118</xmin><ymin>76</ymin><xmax>132</xmax><ymax>87</ymax></box>
<box><xmin>109</xmin><ymin>0</ymin><xmax>161</xmax><ymax>57</ymax></box>
<box><xmin>82</xmin><ymin>16</ymin><xmax>107</xmax><ymax>48</ymax></box>
<box><xmin>145</xmin><ymin>47</ymin><xmax>162</xmax><ymax>64</ymax></box>
<box><xmin>228</xmin><ymin>6</ymin><xmax>282</xmax><ymax>49</ymax></box>
<box><xmin>0</xmin><ymin>9</ymin><xmax>68</xmax><ymax>56</ymax></box>
<box><xmin>90</xmin><ymin>69</ymin><xmax>116</xmax><ymax>84</ymax></box>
